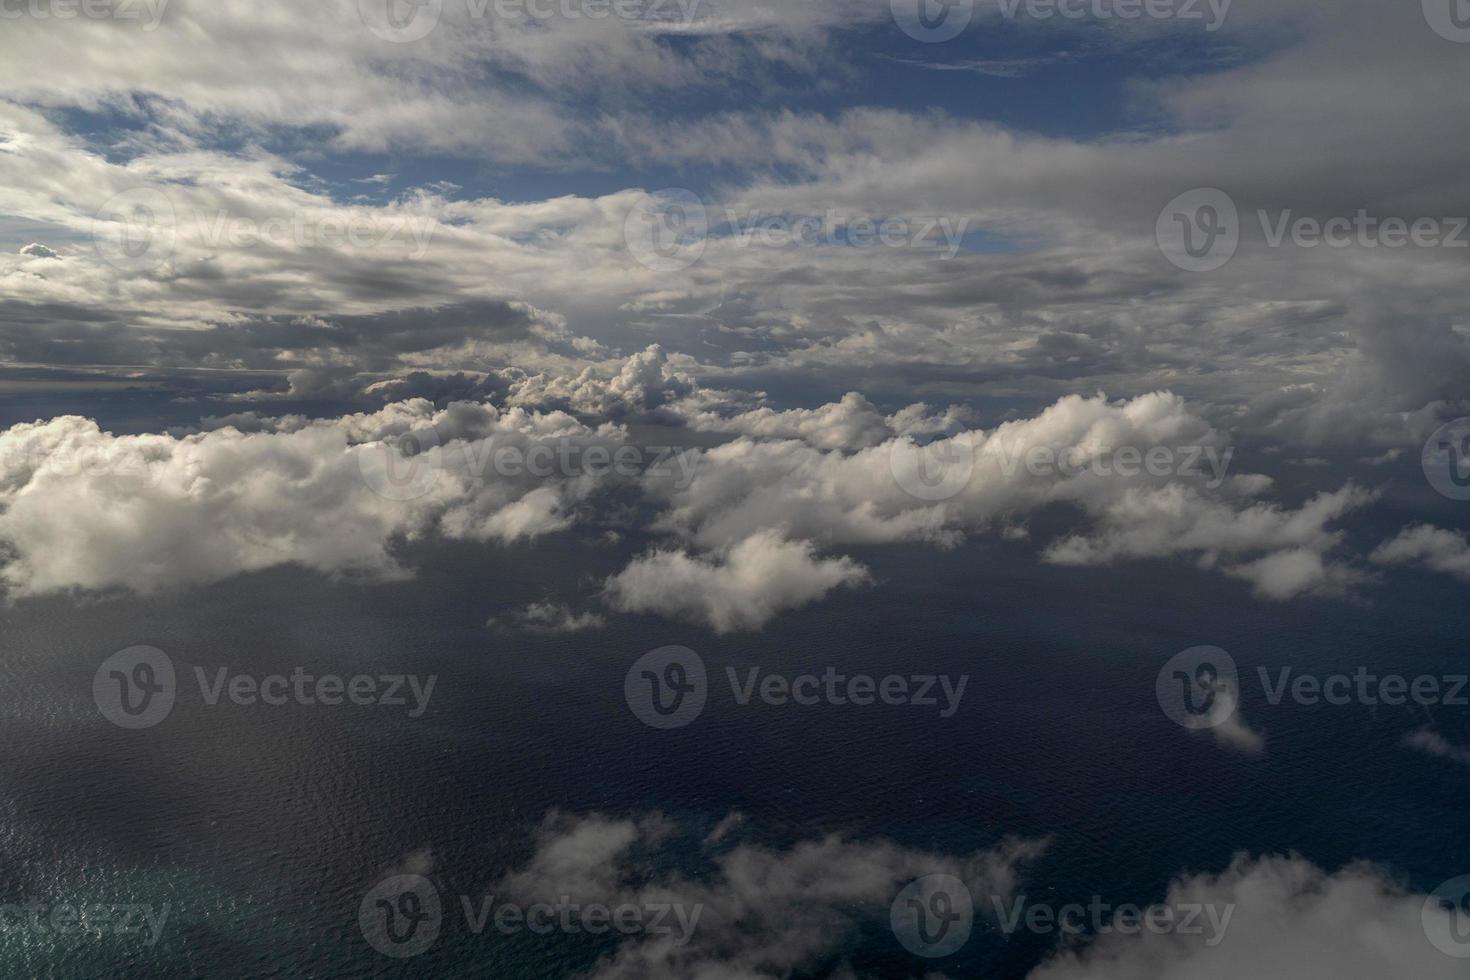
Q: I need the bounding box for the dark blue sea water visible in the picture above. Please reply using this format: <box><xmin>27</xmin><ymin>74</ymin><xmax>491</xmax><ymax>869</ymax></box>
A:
<box><xmin>2</xmin><ymin>468</ymin><xmax>1468</xmax><ymax>979</ymax></box>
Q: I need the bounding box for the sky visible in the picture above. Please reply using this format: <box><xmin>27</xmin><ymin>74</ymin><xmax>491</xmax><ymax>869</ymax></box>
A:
<box><xmin>2</xmin><ymin>0</ymin><xmax>1470</xmax><ymax>975</ymax></box>
<box><xmin>1</xmin><ymin>0</ymin><xmax>1468</xmax><ymax>610</ymax></box>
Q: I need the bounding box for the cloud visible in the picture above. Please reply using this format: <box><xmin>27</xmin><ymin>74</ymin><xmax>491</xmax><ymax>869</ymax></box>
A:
<box><xmin>1225</xmin><ymin>546</ymin><xmax>1371</xmax><ymax>602</ymax></box>
<box><xmin>603</xmin><ymin>530</ymin><xmax>871</xmax><ymax>632</ymax></box>
<box><xmin>1210</xmin><ymin>710</ymin><xmax>1266</xmax><ymax>756</ymax></box>
<box><xmin>17</xmin><ymin>243</ymin><xmax>57</xmax><ymax>259</ymax></box>
<box><xmin>453</xmin><ymin>812</ymin><xmax>1468</xmax><ymax>980</ymax></box>
<box><xmin>1205</xmin><ymin>678</ymin><xmax>1264</xmax><ymax>758</ymax></box>
<box><xmin>0</xmin><ymin>401</ymin><xmax>613</xmax><ymax>597</ymax></box>
<box><xmin>686</xmin><ymin>390</ymin><xmax>895</xmax><ymax>450</ymax></box>
<box><xmin>1359</xmin><ymin>449</ymin><xmax>1403</xmax><ymax>466</ymax></box>
<box><xmin>1402</xmin><ymin>728</ymin><xmax>1470</xmax><ymax>767</ymax></box>
<box><xmin>876</xmin><ymin>53</ymin><xmax>1075</xmax><ymax>78</ymax></box>
<box><xmin>1047</xmin><ymin>484</ymin><xmax>1377</xmax><ymax>601</ymax></box>
<box><xmin>1029</xmin><ymin>854</ymin><xmax>1466</xmax><ymax>980</ymax></box>
<box><xmin>0</xmin><ymin>3</ymin><xmax>879</xmax><ymax>159</ymax></box>
<box><xmin>656</xmin><ymin>391</ymin><xmax>1231</xmax><ymax>549</ymax></box>
<box><xmin>0</xmin><ymin>377</ymin><xmax>1397</xmax><ymax>623</ymax></box>
<box><xmin>683</xmin><ymin>391</ymin><xmax>975</xmax><ymax>452</ymax></box>
<box><xmin>383</xmin><ymin>847</ymin><xmax>436</xmax><ymax>878</ymax></box>
<box><xmin>508</xmin><ymin>345</ymin><xmax>694</xmax><ymax>420</ymax></box>
<box><xmin>489</xmin><ymin>601</ymin><xmax>607</xmax><ymax>634</ymax></box>
<box><xmin>0</xmin><ymin>2</ymin><xmax>1465</xmax><ymax>462</ymax></box>
<box><xmin>495</xmin><ymin>810</ymin><xmax>1046</xmax><ymax>980</ymax></box>
<box><xmin>1371</xmin><ymin>525</ymin><xmax>1470</xmax><ymax>582</ymax></box>
<box><xmin>657</xmin><ymin>390</ymin><xmax>1374</xmax><ymax>603</ymax></box>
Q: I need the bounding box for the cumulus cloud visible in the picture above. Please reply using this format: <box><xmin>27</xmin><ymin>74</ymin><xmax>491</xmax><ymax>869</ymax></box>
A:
<box><xmin>0</xmin><ymin>379</ymin><xmax>1400</xmax><ymax>621</ymax></box>
<box><xmin>653</xmin><ymin>390</ymin><xmax>1374</xmax><ymax>603</ymax></box>
<box><xmin>494</xmin><ymin>810</ymin><xmax>1046</xmax><ymax>980</ymax></box>
<box><xmin>508</xmin><ymin>345</ymin><xmax>694</xmax><ymax>420</ymax></box>
<box><xmin>683</xmin><ymin>391</ymin><xmax>975</xmax><ymax>452</ymax></box>
<box><xmin>1029</xmin><ymin>854</ymin><xmax>1466</xmax><ymax>980</ymax></box>
<box><xmin>489</xmin><ymin>601</ymin><xmax>607</xmax><ymax>634</ymax></box>
<box><xmin>1402</xmin><ymin>728</ymin><xmax>1470</xmax><ymax>767</ymax></box>
<box><xmin>1224</xmin><ymin>546</ymin><xmax>1372</xmax><ymax>602</ymax></box>
<box><xmin>17</xmin><ymin>243</ymin><xmax>57</xmax><ymax>259</ymax></box>
<box><xmin>1371</xmin><ymin>525</ymin><xmax>1470</xmax><ymax>582</ymax></box>
<box><xmin>0</xmin><ymin>401</ymin><xmax>614</xmax><ymax>597</ymax></box>
<box><xmin>603</xmin><ymin>530</ymin><xmax>871</xmax><ymax>632</ymax></box>
<box><xmin>450</xmin><ymin>813</ymin><xmax>1467</xmax><ymax>980</ymax></box>
<box><xmin>1047</xmin><ymin>484</ymin><xmax>1377</xmax><ymax>601</ymax></box>
<box><xmin>654</xmin><ymin>392</ymin><xmax>1231</xmax><ymax>549</ymax></box>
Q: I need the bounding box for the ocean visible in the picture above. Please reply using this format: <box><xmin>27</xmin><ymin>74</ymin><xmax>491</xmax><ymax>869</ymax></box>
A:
<box><xmin>1</xmin><ymin>490</ymin><xmax>1467</xmax><ymax>977</ymax></box>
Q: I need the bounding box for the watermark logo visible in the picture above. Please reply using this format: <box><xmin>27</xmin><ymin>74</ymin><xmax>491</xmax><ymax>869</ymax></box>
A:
<box><xmin>1424</xmin><ymin>0</ymin><xmax>1470</xmax><ymax>42</ymax></box>
<box><xmin>361</xmin><ymin>0</ymin><xmax>704</xmax><ymax>40</ymax></box>
<box><xmin>93</xmin><ymin>188</ymin><xmax>177</xmax><ymax>274</ymax></box>
<box><xmin>0</xmin><ymin>0</ymin><xmax>172</xmax><ymax>29</ymax></box>
<box><xmin>892</xmin><ymin>437</ymin><xmax>1232</xmax><ymax>500</ymax></box>
<box><xmin>626</xmin><ymin>194</ymin><xmax>971</xmax><ymax>271</ymax></box>
<box><xmin>890</xmin><ymin>431</ymin><xmax>976</xmax><ymax>502</ymax></box>
<box><xmin>891</xmin><ymin>0</ymin><xmax>974</xmax><ymax>42</ymax></box>
<box><xmin>189</xmin><ymin>209</ymin><xmax>438</xmax><ymax>256</ymax></box>
<box><xmin>625</xmin><ymin>189</ymin><xmax>708</xmax><ymax>273</ymax></box>
<box><xmin>360</xmin><ymin>0</ymin><xmax>444</xmax><ymax>42</ymax></box>
<box><xmin>94</xmin><ymin>647</ymin><xmax>436</xmax><ymax>727</ymax></box>
<box><xmin>1157</xmin><ymin>188</ymin><xmax>1239</xmax><ymax>273</ymax></box>
<box><xmin>728</xmin><ymin>667</ymin><xmax>968</xmax><ymax>717</ymax></box>
<box><xmin>1258</xmin><ymin>667</ymin><xmax>1468</xmax><ymax>708</ymax></box>
<box><xmin>627</xmin><ymin>651</ymin><xmax>969</xmax><ymax>729</ymax></box>
<box><xmin>459</xmin><ymin>895</ymin><xmax>700</xmax><ymax>944</ymax></box>
<box><xmin>1424</xmin><ymin>418</ymin><xmax>1470</xmax><ymax>501</ymax></box>
<box><xmin>359</xmin><ymin>874</ymin><xmax>701</xmax><ymax>958</ymax></box>
<box><xmin>357</xmin><ymin>427</ymin><xmax>444</xmax><ymax>502</ymax></box>
<box><xmin>991</xmin><ymin>895</ymin><xmax>1233</xmax><ymax>945</ymax></box>
<box><xmin>1163</xmin><ymin>190</ymin><xmax>1470</xmax><ymax>272</ymax></box>
<box><xmin>996</xmin><ymin>0</ymin><xmax>1230</xmax><ymax>30</ymax></box>
<box><xmin>1156</xmin><ymin>646</ymin><xmax>1241</xmax><ymax>731</ymax></box>
<box><xmin>891</xmin><ymin>874</ymin><xmax>973</xmax><ymax>958</ymax></box>
<box><xmin>1423</xmin><ymin>875</ymin><xmax>1470</xmax><ymax>958</ymax></box>
<box><xmin>625</xmin><ymin>646</ymin><xmax>708</xmax><ymax>729</ymax></box>
<box><xmin>0</xmin><ymin>902</ymin><xmax>170</xmax><ymax>945</ymax></box>
<box><xmin>356</xmin><ymin>434</ymin><xmax>706</xmax><ymax>501</ymax></box>
<box><xmin>0</xmin><ymin>443</ymin><xmax>167</xmax><ymax>488</ymax></box>
<box><xmin>713</xmin><ymin>208</ymin><xmax>970</xmax><ymax>259</ymax></box>
<box><xmin>95</xmin><ymin>190</ymin><xmax>439</xmax><ymax>269</ymax></box>
<box><xmin>361</xmin><ymin>874</ymin><xmax>443</xmax><ymax>959</ymax></box>
<box><xmin>1257</xmin><ymin>211</ymin><xmax>1469</xmax><ymax>251</ymax></box>
<box><xmin>93</xmin><ymin>646</ymin><xmax>176</xmax><ymax>730</ymax></box>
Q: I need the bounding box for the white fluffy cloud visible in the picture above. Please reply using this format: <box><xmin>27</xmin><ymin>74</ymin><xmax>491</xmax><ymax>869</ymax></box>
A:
<box><xmin>1371</xmin><ymin>525</ymin><xmax>1470</xmax><ymax>582</ymax></box>
<box><xmin>489</xmin><ymin>601</ymin><xmax>607</xmax><ymax>634</ymax></box>
<box><xmin>650</xmin><ymin>390</ymin><xmax>1373</xmax><ymax>603</ymax></box>
<box><xmin>681</xmin><ymin>391</ymin><xmax>976</xmax><ymax>453</ymax></box>
<box><xmin>0</xmin><ymin>376</ymin><xmax>1395</xmax><ymax>626</ymax></box>
<box><xmin>493</xmin><ymin>810</ymin><xmax>1045</xmax><ymax>980</ymax></box>
<box><xmin>508</xmin><ymin>345</ymin><xmax>694</xmax><ymax>419</ymax></box>
<box><xmin>603</xmin><ymin>530</ymin><xmax>871</xmax><ymax>632</ymax></box>
<box><xmin>1029</xmin><ymin>854</ymin><xmax>1467</xmax><ymax>980</ymax></box>
<box><xmin>435</xmin><ymin>812</ymin><xmax>1467</xmax><ymax>980</ymax></box>
<box><xmin>0</xmin><ymin>400</ymin><xmax>612</xmax><ymax>596</ymax></box>
<box><xmin>1047</xmin><ymin>485</ymin><xmax>1377</xmax><ymax>601</ymax></box>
